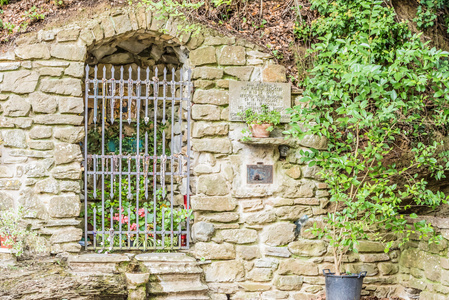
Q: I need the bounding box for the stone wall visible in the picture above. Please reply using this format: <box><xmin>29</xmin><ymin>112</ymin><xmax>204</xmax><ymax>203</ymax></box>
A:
<box><xmin>397</xmin><ymin>218</ymin><xmax>449</xmax><ymax>300</ymax></box>
<box><xmin>0</xmin><ymin>3</ymin><xmax>446</xmax><ymax>300</ymax></box>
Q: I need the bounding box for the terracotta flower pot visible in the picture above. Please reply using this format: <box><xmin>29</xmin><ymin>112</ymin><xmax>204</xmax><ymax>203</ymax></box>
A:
<box><xmin>0</xmin><ymin>235</ymin><xmax>13</xmax><ymax>249</ymax></box>
<box><xmin>250</xmin><ymin>123</ymin><xmax>272</xmax><ymax>138</ymax></box>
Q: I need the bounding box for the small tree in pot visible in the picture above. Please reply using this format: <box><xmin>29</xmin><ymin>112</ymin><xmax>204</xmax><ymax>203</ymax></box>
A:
<box><xmin>238</xmin><ymin>104</ymin><xmax>281</xmax><ymax>139</ymax></box>
<box><xmin>288</xmin><ymin>1</ymin><xmax>449</xmax><ymax>299</ymax></box>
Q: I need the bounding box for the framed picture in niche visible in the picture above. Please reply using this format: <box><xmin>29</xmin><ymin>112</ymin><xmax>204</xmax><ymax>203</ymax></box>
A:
<box><xmin>247</xmin><ymin>164</ymin><xmax>273</xmax><ymax>184</ymax></box>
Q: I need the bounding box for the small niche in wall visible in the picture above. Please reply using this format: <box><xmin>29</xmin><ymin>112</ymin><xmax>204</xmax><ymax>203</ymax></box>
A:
<box><xmin>247</xmin><ymin>163</ymin><xmax>273</xmax><ymax>184</ymax></box>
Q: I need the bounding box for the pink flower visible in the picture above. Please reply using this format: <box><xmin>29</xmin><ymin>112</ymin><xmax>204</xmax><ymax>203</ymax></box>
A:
<box><xmin>138</xmin><ymin>208</ymin><xmax>146</xmax><ymax>218</ymax></box>
<box><xmin>130</xmin><ymin>223</ymin><xmax>138</xmax><ymax>231</ymax></box>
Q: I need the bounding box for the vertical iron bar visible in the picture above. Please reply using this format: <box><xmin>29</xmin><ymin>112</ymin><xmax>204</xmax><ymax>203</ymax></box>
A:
<box><xmin>111</xmin><ymin>67</ymin><xmax>116</xmax><ymax>124</ymax></box>
<box><xmin>127</xmin><ymin>207</ymin><xmax>131</xmax><ymax>249</ymax></box>
<box><xmin>101</xmin><ymin>67</ymin><xmax>106</xmax><ymax>251</ymax></box>
<box><xmin>153</xmin><ymin>67</ymin><xmax>159</xmax><ymax>249</ymax></box>
<box><xmin>170</xmin><ymin>68</ymin><xmax>175</xmax><ymax>248</ymax></box>
<box><xmin>178</xmin><ymin>70</ymin><xmax>183</xmax><ymax>176</ymax></box>
<box><xmin>144</xmin><ymin>207</ymin><xmax>148</xmax><ymax>251</ymax></box>
<box><xmin>145</xmin><ymin>67</ymin><xmax>150</xmax><ymax>124</ymax></box>
<box><xmin>93</xmin><ymin>207</ymin><xmax>97</xmax><ymax>250</ymax></box>
<box><xmin>119</xmin><ymin>66</ymin><xmax>124</xmax><ymax>249</ymax></box>
<box><xmin>186</xmin><ymin>68</ymin><xmax>192</xmax><ymax>249</ymax></box>
<box><xmin>145</xmin><ymin>132</ymin><xmax>149</xmax><ymax>199</ymax></box>
<box><xmin>136</xmin><ymin>67</ymin><xmax>141</xmax><ymax>244</ymax></box>
<box><xmin>93</xmin><ymin>66</ymin><xmax>98</xmax><ymax>124</ymax></box>
<box><xmin>110</xmin><ymin>207</ymin><xmax>113</xmax><ymax>250</ymax></box>
<box><xmin>162</xmin><ymin>68</ymin><xmax>167</xmax><ymax>200</ymax></box>
<box><xmin>162</xmin><ymin>208</ymin><xmax>165</xmax><ymax>248</ymax></box>
<box><xmin>128</xmin><ymin>66</ymin><xmax>132</xmax><ymax>124</ymax></box>
<box><xmin>93</xmin><ymin>155</ymin><xmax>97</xmax><ymax>199</ymax></box>
<box><xmin>84</xmin><ymin>65</ymin><xmax>89</xmax><ymax>250</ymax></box>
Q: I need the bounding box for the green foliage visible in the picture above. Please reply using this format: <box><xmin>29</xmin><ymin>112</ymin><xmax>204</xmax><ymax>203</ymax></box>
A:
<box><xmin>0</xmin><ymin>207</ymin><xmax>46</xmax><ymax>257</ymax></box>
<box><xmin>0</xmin><ymin>0</ymin><xmax>8</xmax><ymax>6</ymax></box>
<box><xmin>290</xmin><ymin>0</ymin><xmax>449</xmax><ymax>274</ymax></box>
<box><xmin>238</xmin><ymin>104</ymin><xmax>281</xmax><ymax>127</ymax></box>
<box><xmin>129</xmin><ymin>0</ymin><xmax>204</xmax><ymax>35</ymax></box>
<box><xmin>413</xmin><ymin>0</ymin><xmax>449</xmax><ymax>30</ymax></box>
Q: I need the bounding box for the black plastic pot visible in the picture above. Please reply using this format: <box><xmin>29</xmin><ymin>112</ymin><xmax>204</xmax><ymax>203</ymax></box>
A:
<box><xmin>323</xmin><ymin>269</ymin><xmax>367</xmax><ymax>300</ymax></box>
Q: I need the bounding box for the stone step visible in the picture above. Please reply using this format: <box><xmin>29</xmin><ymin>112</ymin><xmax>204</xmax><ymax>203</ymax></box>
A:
<box><xmin>149</xmin><ymin>274</ymin><xmax>208</xmax><ymax>293</ymax></box>
<box><xmin>150</xmin><ymin>292</ymin><xmax>210</xmax><ymax>300</ymax></box>
<box><xmin>141</xmin><ymin>261</ymin><xmax>203</xmax><ymax>274</ymax></box>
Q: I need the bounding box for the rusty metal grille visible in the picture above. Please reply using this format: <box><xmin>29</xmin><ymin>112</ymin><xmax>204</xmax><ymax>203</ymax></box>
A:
<box><xmin>83</xmin><ymin>65</ymin><xmax>192</xmax><ymax>251</ymax></box>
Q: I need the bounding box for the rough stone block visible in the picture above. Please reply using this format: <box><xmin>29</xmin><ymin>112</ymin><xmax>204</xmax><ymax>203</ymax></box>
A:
<box><xmin>193</xmin><ymin>90</ymin><xmax>229</xmax><ymax>105</ymax></box>
<box><xmin>285</xmin><ymin>166</ymin><xmax>301</xmax><ymax>179</ymax></box>
<box><xmin>49</xmin><ymin>194</ymin><xmax>80</xmax><ymax>218</ymax></box>
<box><xmin>239</xmin><ymin>199</ymin><xmax>264</xmax><ymax>212</ymax></box>
<box><xmin>359</xmin><ymin>253</ymin><xmax>390</xmax><ymax>263</ymax></box>
<box><xmin>30</xmin><ymin>92</ymin><xmax>58</xmax><ymax>114</ymax></box>
<box><xmin>262</xmin><ymin>291</ymin><xmax>289</xmax><ymax>299</ymax></box>
<box><xmin>261</xmin><ymin>223</ymin><xmax>296</xmax><ymax>246</ymax></box>
<box><xmin>1</xmin><ymin>130</ymin><xmax>27</xmax><ymax>148</ymax></box>
<box><xmin>58</xmin><ymin>97</ymin><xmax>83</xmax><ymax>114</ymax></box>
<box><xmin>198</xmin><ymin>212</ymin><xmax>239</xmax><ymax>223</ymax></box>
<box><xmin>244</xmin><ymin>211</ymin><xmax>276</xmax><ymax>225</ymax></box>
<box><xmin>192</xmin><ymin>104</ymin><xmax>221</xmax><ymax>120</ymax></box>
<box><xmin>197</xmin><ymin>174</ymin><xmax>229</xmax><ymax>196</ymax></box>
<box><xmin>262</xmin><ymin>65</ymin><xmax>287</xmax><ymax>82</ymax></box>
<box><xmin>378</xmin><ymin>262</ymin><xmax>399</xmax><ymax>275</ymax></box>
<box><xmin>50</xmin><ymin>227</ymin><xmax>82</xmax><ymax>243</ymax></box>
<box><xmin>247</xmin><ymin>268</ymin><xmax>273</xmax><ymax>282</ymax></box>
<box><xmin>65</xmin><ymin>62</ymin><xmax>85</xmax><ymax>78</ymax></box>
<box><xmin>204</xmin><ymin>261</ymin><xmax>244</xmax><ymax>282</ymax></box>
<box><xmin>190</xmin><ymin>46</ymin><xmax>216</xmax><ymax>66</ymax></box>
<box><xmin>51</xmin><ymin>163</ymin><xmax>81</xmax><ymax>180</ymax></box>
<box><xmin>217</xmin><ymin>46</ymin><xmax>246</xmax><ymax>65</ymax></box>
<box><xmin>274</xmin><ymin>275</ymin><xmax>303</xmax><ymax>291</ymax></box>
<box><xmin>1</xmin><ymin>70</ymin><xmax>39</xmax><ymax>94</ymax></box>
<box><xmin>59</xmin><ymin>180</ymin><xmax>81</xmax><ymax>193</ymax></box>
<box><xmin>29</xmin><ymin>126</ymin><xmax>52</xmax><ymax>139</ymax></box>
<box><xmin>3</xmin><ymin>95</ymin><xmax>31</xmax><ymax>117</ymax></box>
<box><xmin>191</xmin><ymin>195</ymin><xmax>236</xmax><ymax>211</ymax></box>
<box><xmin>40</xmin><ymin>78</ymin><xmax>82</xmax><ymax>96</ymax></box>
<box><xmin>288</xmin><ymin>240</ymin><xmax>327</xmax><ymax>257</ymax></box>
<box><xmin>0</xmin><ymin>62</ymin><xmax>20</xmax><ymax>71</ymax></box>
<box><xmin>0</xmin><ymin>179</ymin><xmax>21</xmax><ymax>190</ymax></box>
<box><xmin>191</xmin><ymin>221</ymin><xmax>215</xmax><ymax>242</ymax></box>
<box><xmin>194</xmin><ymin>242</ymin><xmax>235</xmax><ymax>260</ymax></box>
<box><xmin>35</xmin><ymin>177</ymin><xmax>60</xmax><ymax>194</ymax></box>
<box><xmin>192</xmin><ymin>138</ymin><xmax>232</xmax><ymax>154</ymax></box>
<box><xmin>54</xmin><ymin>126</ymin><xmax>84</xmax><ymax>143</ymax></box>
<box><xmin>224</xmin><ymin>67</ymin><xmax>253</xmax><ymax>81</ymax></box>
<box><xmin>275</xmin><ymin>205</ymin><xmax>312</xmax><ymax>221</ymax></box>
<box><xmin>264</xmin><ymin>246</ymin><xmax>292</xmax><ymax>258</ymax></box>
<box><xmin>25</xmin><ymin>162</ymin><xmax>50</xmax><ymax>178</ymax></box>
<box><xmin>278</xmin><ymin>259</ymin><xmax>319</xmax><ymax>276</ymax></box>
<box><xmin>50</xmin><ymin>43</ymin><xmax>87</xmax><ymax>61</ymax></box>
<box><xmin>236</xmin><ymin>245</ymin><xmax>261</xmax><ymax>260</ymax></box>
<box><xmin>356</xmin><ymin>241</ymin><xmax>385</xmax><ymax>253</ymax></box>
<box><xmin>35</xmin><ymin>114</ymin><xmax>83</xmax><ymax>125</ymax></box>
<box><xmin>0</xmin><ymin>166</ymin><xmax>13</xmax><ymax>178</ymax></box>
<box><xmin>29</xmin><ymin>141</ymin><xmax>54</xmax><ymax>150</ymax></box>
<box><xmin>57</xmin><ymin>29</ymin><xmax>80</xmax><ymax>41</ymax></box>
<box><xmin>217</xmin><ymin>229</ymin><xmax>258</xmax><ymax>244</ymax></box>
<box><xmin>192</xmin><ymin>122</ymin><xmax>229</xmax><ymax>138</ymax></box>
<box><xmin>194</xmin><ymin>80</ymin><xmax>215</xmax><ymax>89</ymax></box>
<box><xmin>192</xmin><ymin>67</ymin><xmax>223</xmax><ymax>80</ymax></box>
<box><xmin>15</xmin><ymin>44</ymin><xmax>50</xmax><ymax>59</ymax></box>
<box><xmin>54</xmin><ymin>143</ymin><xmax>83</xmax><ymax>165</ymax></box>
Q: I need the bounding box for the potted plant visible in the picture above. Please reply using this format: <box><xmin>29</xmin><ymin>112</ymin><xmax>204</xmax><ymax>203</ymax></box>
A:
<box><xmin>286</xmin><ymin>1</ymin><xmax>449</xmax><ymax>299</ymax></box>
<box><xmin>238</xmin><ymin>104</ymin><xmax>281</xmax><ymax>138</ymax></box>
<box><xmin>0</xmin><ymin>206</ymin><xmax>45</xmax><ymax>257</ymax></box>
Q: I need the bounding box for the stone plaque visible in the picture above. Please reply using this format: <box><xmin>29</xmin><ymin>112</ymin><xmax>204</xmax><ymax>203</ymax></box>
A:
<box><xmin>229</xmin><ymin>81</ymin><xmax>291</xmax><ymax>122</ymax></box>
<box><xmin>247</xmin><ymin>164</ymin><xmax>273</xmax><ymax>184</ymax></box>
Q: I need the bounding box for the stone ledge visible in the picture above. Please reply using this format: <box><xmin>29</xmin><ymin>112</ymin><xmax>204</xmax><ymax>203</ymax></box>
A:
<box><xmin>68</xmin><ymin>253</ymin><xmax>131</xmax><ymax>263</ymax></box>
<box><xmin>136</xmin><ymin>252</ymin><xmax>195</xmax><ymax>262</ymax></box>
<box><xmin>239</xmin><ymin>137</ymin><xmax>296</xmax><ymax>147</ymax></box>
